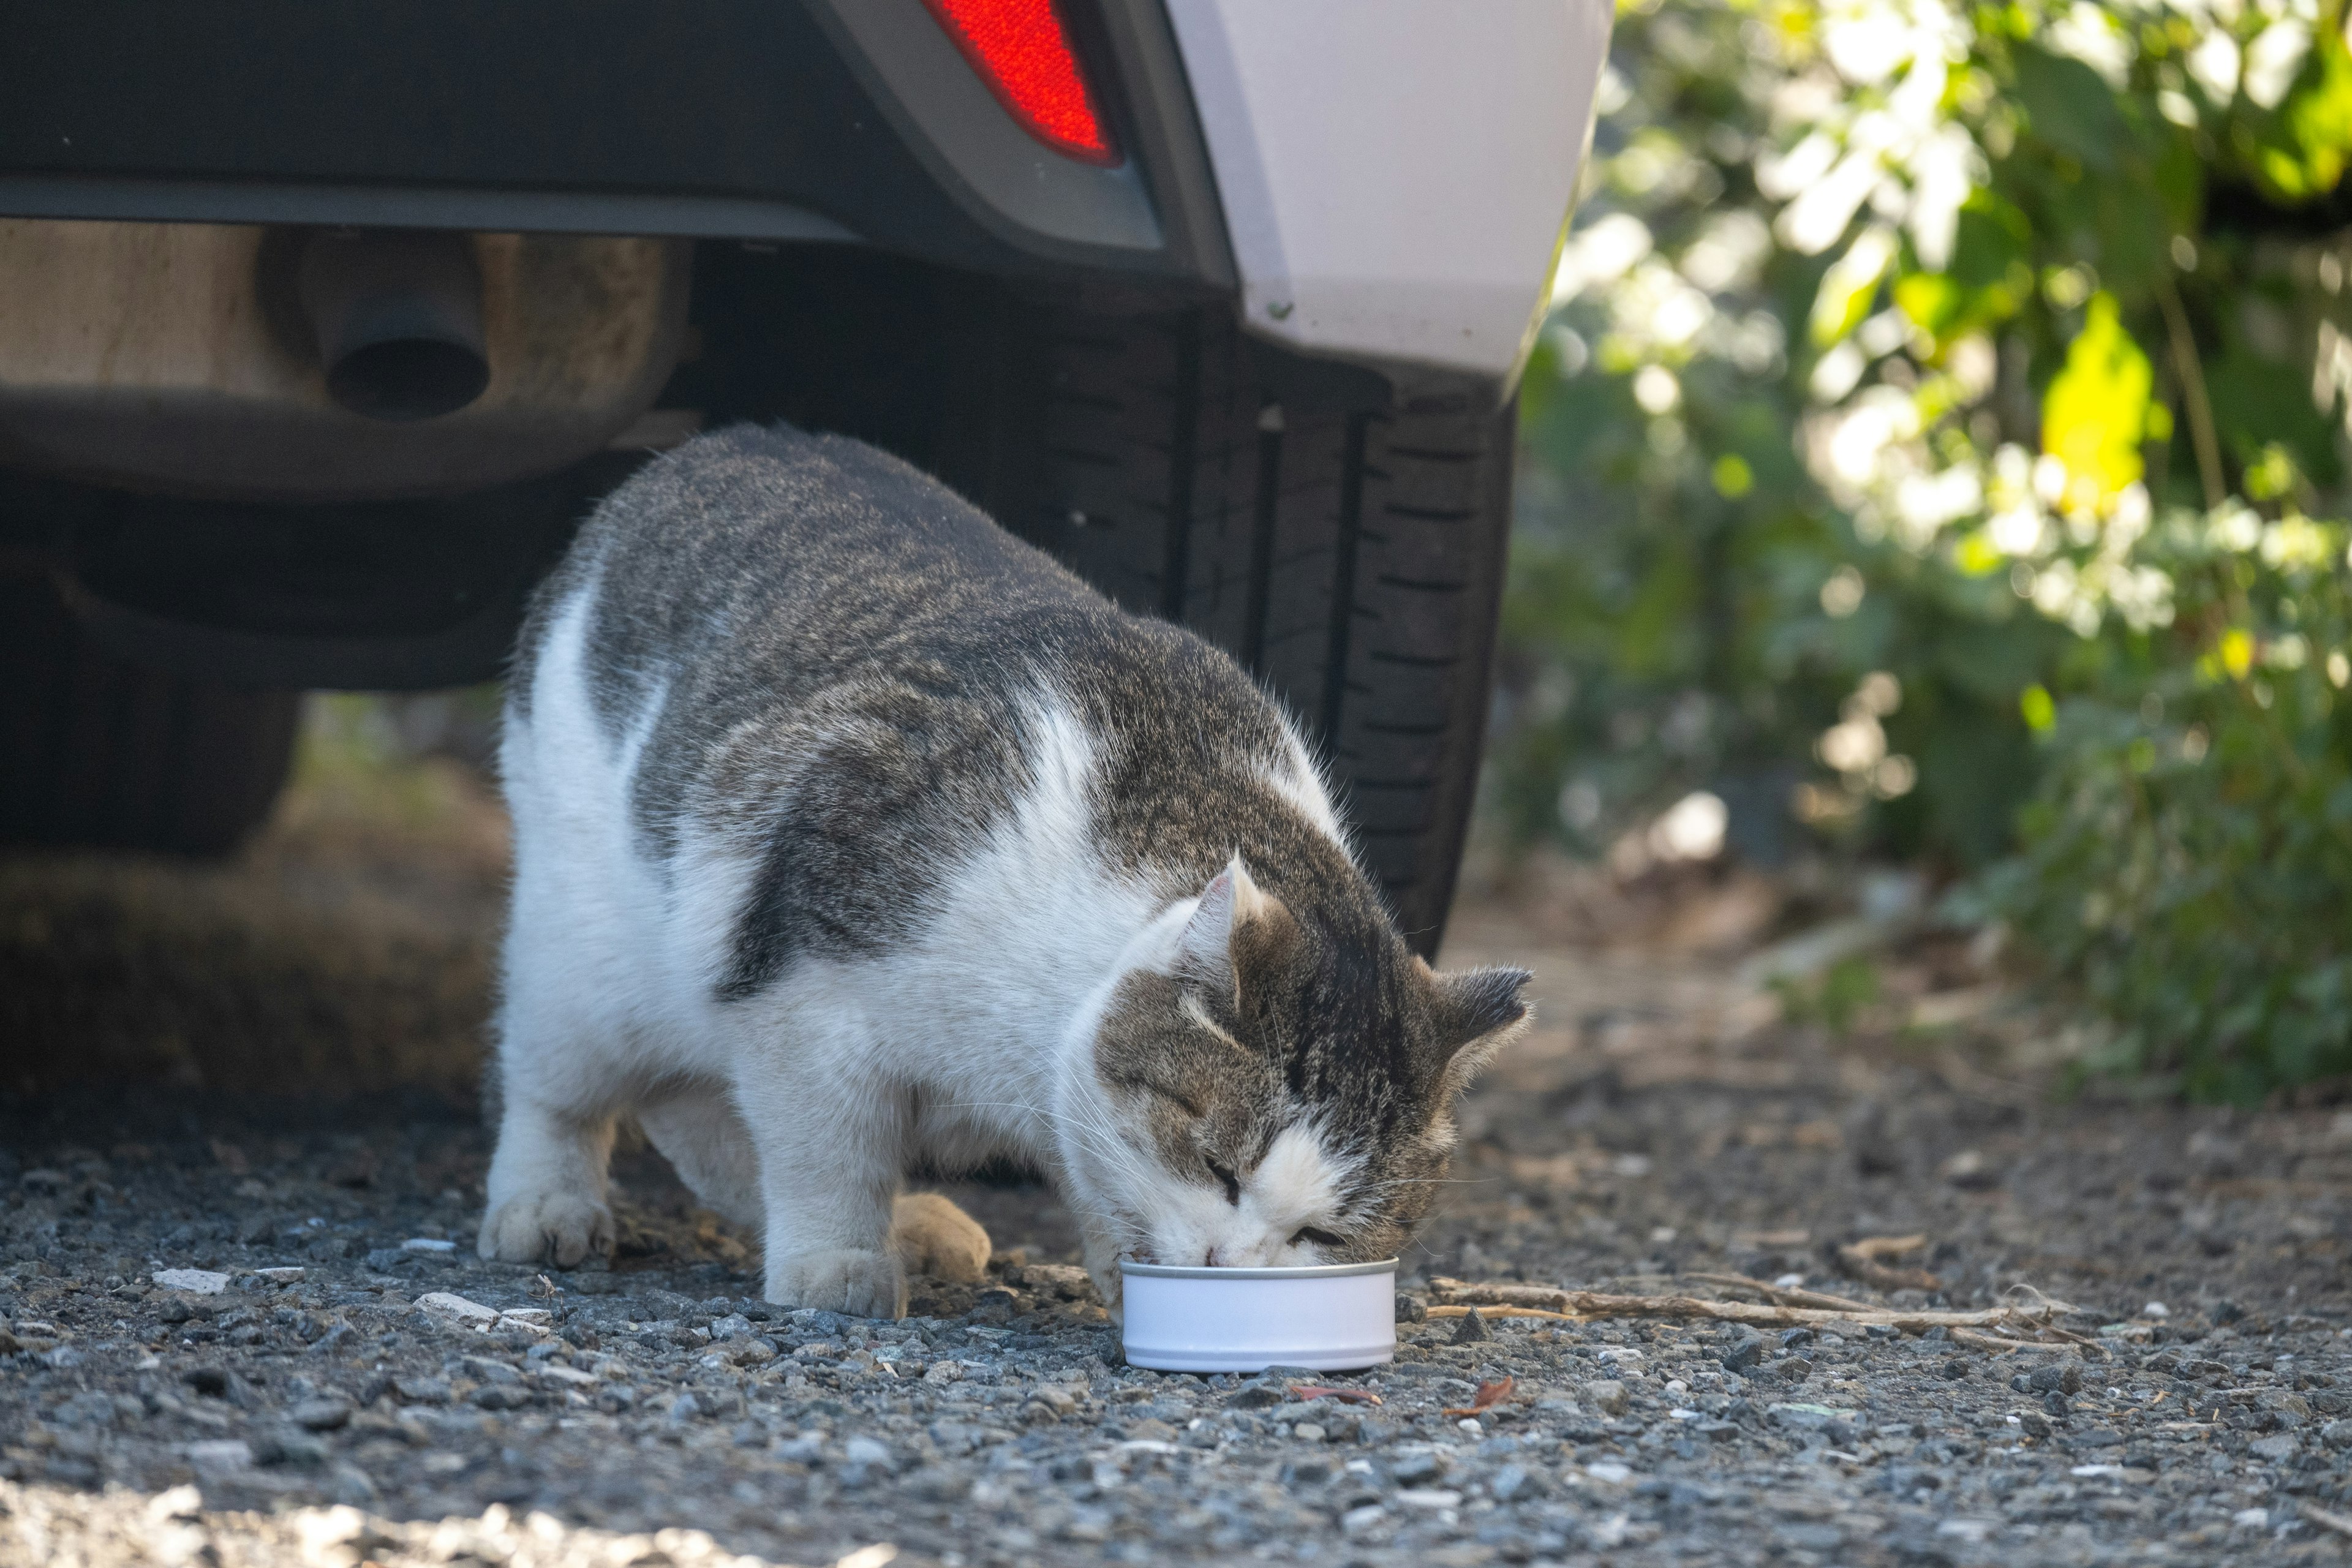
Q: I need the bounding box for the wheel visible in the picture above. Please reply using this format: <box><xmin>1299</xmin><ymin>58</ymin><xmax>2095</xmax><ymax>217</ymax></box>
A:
<box><xmin>0</xmin><ymin>569</ymin><xmax>298</xmax><ymax>855</ymax></box>
<box><xmin>938</xmin><ymin>304</ymin><xmax>1515</xmax><ymax>956</ymax></box>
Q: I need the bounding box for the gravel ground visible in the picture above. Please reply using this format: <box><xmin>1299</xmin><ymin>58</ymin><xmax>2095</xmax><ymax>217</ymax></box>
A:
<box><xmin>4</xmin><ymin>751</ymin><xmax>2350</xmax><ymax>1567</ymax></box>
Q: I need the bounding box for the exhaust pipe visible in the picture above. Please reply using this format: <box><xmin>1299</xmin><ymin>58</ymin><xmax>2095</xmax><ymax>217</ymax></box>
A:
<box><xmin>296</xmin><ymin>230</ymin><xmax>489</xmax><ymax>421</ymax></box>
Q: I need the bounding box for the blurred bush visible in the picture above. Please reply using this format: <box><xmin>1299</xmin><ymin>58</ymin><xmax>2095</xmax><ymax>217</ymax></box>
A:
<box><xmin>1497</xmin><ymin>0</ymin><xmax>2352</xmax><ymax>1098</ymax></box>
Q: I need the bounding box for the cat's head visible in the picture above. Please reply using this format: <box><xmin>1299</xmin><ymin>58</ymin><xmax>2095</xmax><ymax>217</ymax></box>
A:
<box><xmin>1065</xmin><ymin>856</ymin><xmax>1530</xmax><ymax>1272</ymax></box>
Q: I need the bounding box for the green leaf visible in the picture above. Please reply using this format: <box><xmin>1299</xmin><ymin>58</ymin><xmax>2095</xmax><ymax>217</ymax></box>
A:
<box><xmin>2010</xmin><ymin>45</ymin><xmax>2130</xmax><ymax>171</ymax></box>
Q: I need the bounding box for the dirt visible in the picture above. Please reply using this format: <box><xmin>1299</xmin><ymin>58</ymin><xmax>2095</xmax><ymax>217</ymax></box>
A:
<box><xmin>3</xmin><ymin>739</ymin><xmax>2348</xmax><ymax>1567</ymax></box>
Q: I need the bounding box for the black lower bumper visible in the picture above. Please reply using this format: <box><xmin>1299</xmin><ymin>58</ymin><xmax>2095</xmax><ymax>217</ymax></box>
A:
<box><xmin>0</xmin><ymin>0</ymin><xmax>1228</xmax><ymax>286</ymax></box>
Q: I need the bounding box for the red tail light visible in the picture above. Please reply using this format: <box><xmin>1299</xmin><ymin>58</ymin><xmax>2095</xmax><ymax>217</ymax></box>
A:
<box><xmin>921</xmin><ymin>0</ymin><xmax>1118</xmax><ymax>166</ymax></box>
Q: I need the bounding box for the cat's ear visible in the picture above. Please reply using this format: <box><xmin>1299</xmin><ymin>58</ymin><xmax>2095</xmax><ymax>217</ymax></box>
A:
<box><xmin>1422</xmin><ymin>962</ymin><xmax>1533</xmax><ymax>1088</ymax></box>
<box><xmin>1170</xmin><ymin>855</ymin><xmax>1284</xmax><ymax>1002</ymax></box>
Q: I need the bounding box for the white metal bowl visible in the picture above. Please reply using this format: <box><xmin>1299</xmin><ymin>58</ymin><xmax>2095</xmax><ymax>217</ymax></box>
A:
<box><xmin>1120</xmin><ymin>1258</ymin><xmax>1398</xmax><ymax>1373</ymax></box>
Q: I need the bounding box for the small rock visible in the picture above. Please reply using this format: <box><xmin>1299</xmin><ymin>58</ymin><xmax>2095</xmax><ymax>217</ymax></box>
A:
<box><xmin>1012</xmin><ymin>1264</ymin><xmax>1093</xmax><ymax>1301</ymax></box>
<box><xmin>1583</xmin><ymin>1380</ymin><xmax>1629</xmax><ymax>1417</ymax></box>
<box><xmin>1766</xmin><ymin>1402</ymin><xmax>1858</xmax><ymax>1432</ymax></box>
<box><xmin>2018</xmin><ymin>1410</ymin><xmax>2052</xmax><ymax>1439</ymax></box>
<box><xmin>399</xmin><ymin>1237</ymin><xmax>455</xmax><ymax>1254</ymax></box>
<box><xmin>2321</xmin><ymin>1419</ymin><xmax>2352</xmax><ymax>1450</ymax></box>
<box><xmin>1451</xmin><ymin>1309</ymin><xmax>1491</xmax><ymax>1344</ymax></box>
<box><xmin>1224</xmin><ymin>1382</ymin><xmax>1284</xmax><ymax>1411</ymax></box>
<box><xmin>471</xmin><ymin>1384</ymin><xmax>531</xmax><ymax>1411</ymax></box>
<box><xmin>154</xmin><ymin>1269</ymin><xmax>231</xmax><ymax>1295</ymax></box>
<box><xmin>252</xmin><ymin>1427</ymin><xmax>330</xmax><ymax>1467</ymax></box>
<box><xmin>843</xmin><ymin>1435</ymin><xmax>894</xmax><ymax>1469</ymax></box>
<box><xmin>1387</xmin><ymin>1447</ymin><xmax>1449</xmax><ymax>1487</ymax></box>
<box><xmin>328</xmin><ymin>1463</ymin><xmax>380</xmax><ymax>1507</ymax></box>
<box><xmin>1491</xmin><ymin>1463</ymin><xmax>1542</xmax><ymax>1502</ymax></box>
<box><xmin>390</xmin><ymin>1376</ymin><xmax>451</xmax><ymax>1406</ymax></box>
<box><xmin>1721</xmin><ymin>1335</ymin><xmax>1764</xmax><ymax>1374</ymax></box>
<box><xmin>1395</xmin><ymin>1294</ymin><xmax>1427</xmax><ymax>1325</ymax></box>
<box><xmin>2028</xmin><ymin>1362</ymin><xmax>2083</xmax><ymax>1395</ymax></box>
<box><xmin>2249</xmin><ymin>1433</ymin><xmax>2299</xmax><ymax>1463</ymax></box>
<box><xmin>146</xmin><ymin>1486</ymin><xmax>203</xmax><ymax>1522</ymax></box>
<box><xmin>1023</xmin><ymin>1385</ymin><xmax>1079</xmax><ymax>1423</ymax></box>
<box><xmin>186</xmin><ymin>1439</ymin><xmax>254</xmax><ymax>1470</ymax></box>
<box><xmin>290</xmin><ymin>1396</ymin><xmax>353</xmax><ymax>1431</ymax></box>
<box><xmin>414</xmin><ymin>1292</ymin><xmax>498</xmax><ymax>1327</ymax></box>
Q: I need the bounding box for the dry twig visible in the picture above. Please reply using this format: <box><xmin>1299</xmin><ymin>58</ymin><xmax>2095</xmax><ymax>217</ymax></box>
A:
<box><xmin>1680</xmin><ymin>1273</ymin><xmax>1881</xmax><ymax>1313</ymax></box>
<box><xmin>1427</xmin><ymin>1276</ymin><xmax>2073</xmax><ymax>1338</ymax></box>
<box><xmin>1425</xmin><ymin>1304</ymin><xmax>1577</xmax><ymax>1322</ymax></box>
<box><xmin>2302</xmin><ymin>1501</ymin><xmax>2352</xmax><ymax>1542</ymax></box>
<box><xmin>1834</xmin><ymin>1234</ymin><xmax>1942</xmax><ymax>1294</ymax></box>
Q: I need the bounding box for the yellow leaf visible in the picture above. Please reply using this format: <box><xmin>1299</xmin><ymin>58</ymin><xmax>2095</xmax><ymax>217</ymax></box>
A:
<box><xmin>1954</xmin><ymin>530</ymin><xmax>2005</xmax><ymax>576</ymax></box>
<box><xmin>2041</xmin><ymin>293</ymin><xmax>2150</xmax><ymax>511</ymax></box>
<box><xmin>2220</xmin><ymin>628</ymin><xmax>2255</xmax><ymax>679</ymax></box>
<box><xmin>1712</xmin><ymin>453</ymin><xmax>1755</xmax><ymax>498</ymax></box>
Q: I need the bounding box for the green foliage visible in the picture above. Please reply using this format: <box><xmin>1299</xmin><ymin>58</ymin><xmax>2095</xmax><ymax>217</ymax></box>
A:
<box><xmin>1501</xmin><ymin>0</ymin><xmax>2352</xmax><ymax>1098</ymax></box>
<box><xmin>1771</xmin><ymin>954</ymin><xmax>1884</xmax><ymax>1035</ymax></box>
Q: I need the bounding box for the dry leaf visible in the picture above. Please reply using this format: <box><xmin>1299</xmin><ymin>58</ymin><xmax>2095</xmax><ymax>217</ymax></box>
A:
<box><xmin>1442</xmin><ymin>1376</ymin><xmax>1515</xmax><ymax>1418</ymax></box>
<box><xmin>1287</xmin><ymin>1384</ymin><xmax>1382</xmax><ymax>1406</ymax></box>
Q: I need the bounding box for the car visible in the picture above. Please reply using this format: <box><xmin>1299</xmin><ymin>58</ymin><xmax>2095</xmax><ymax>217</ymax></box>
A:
<box><xmin>0</xmin><ymin>0</ymin><xmax>1611</xmax><ymax>952</ymax></box>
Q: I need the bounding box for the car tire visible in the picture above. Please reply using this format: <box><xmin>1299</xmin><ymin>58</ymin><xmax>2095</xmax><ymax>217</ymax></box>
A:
<box><xmin>0</xmin><ymin>569</ymin><xmax>299</xmax><ymax>856</ymax></box>
<box><xmin>944</xmin><ymin>304</ymin><xmax>1514</xmax><ymax>956</ymax></box>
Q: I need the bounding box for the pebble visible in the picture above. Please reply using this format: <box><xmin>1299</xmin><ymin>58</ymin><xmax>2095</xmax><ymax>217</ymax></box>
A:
<box><xmin>413</xmin><ymin>1291</ymin><xmax>498</xmax><ymax>1326</ymax></box>
<box><xmin>153</xmin><ymin>1269</ymin><xmax>231</xmax><ymax>1295</ymax></box>
<box><xmin>290</xmin><ymin>1398</ymin><xmax>353</xmax><ymax>1431</ymax></box>
<box><xmin>5</xmin><ymin>1096</ymin><xmax>2345</xmax><ymax>1568</ymax></box>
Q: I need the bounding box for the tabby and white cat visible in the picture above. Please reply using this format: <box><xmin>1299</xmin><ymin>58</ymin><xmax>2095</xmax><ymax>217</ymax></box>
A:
<box><xmin>479</xmin><ymin>424</ymin><xmax>1529</xmax><ymax>1318</ymax></box>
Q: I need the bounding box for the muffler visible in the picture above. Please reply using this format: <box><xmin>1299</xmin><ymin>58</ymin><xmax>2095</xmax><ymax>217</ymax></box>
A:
<box><xmin>296</xmin><ymin>229</ymin><xmax>489</xmax><ymax>421</ymax></box>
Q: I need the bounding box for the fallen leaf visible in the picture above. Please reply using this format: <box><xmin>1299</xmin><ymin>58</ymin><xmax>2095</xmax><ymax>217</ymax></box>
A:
<box><xmin>1287</xmin><ymin>1384</ymin><xmax>1382</xmax><ymax>1407</ymax></box>
<box><xmin>1442</xmin><ymin>1377</ymin><xmax>1515</xmax><ymax>1419</ymax></box>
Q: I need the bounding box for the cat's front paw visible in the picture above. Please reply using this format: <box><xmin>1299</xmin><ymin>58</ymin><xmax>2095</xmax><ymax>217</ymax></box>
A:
<box><xmin>891</xmin><ymin>1192</ymin><xmax>992</xmax><ymax>1284</ymax></box>
<box><xmin>767</xmin><ymin>1248</ymin><xmax>907</xmax><ymax>1319</ymax></box>
<box><xmin>478</xmin><ymin>1191</ymin><xmax>614</xmax><ymax>1268</ymax></box>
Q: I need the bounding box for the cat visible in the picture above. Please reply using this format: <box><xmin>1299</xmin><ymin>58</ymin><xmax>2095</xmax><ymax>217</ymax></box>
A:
<box><xmin>478</xmin><ymin>423</ymin><xmax>1531</xmax><ymax>1319</ymax></box>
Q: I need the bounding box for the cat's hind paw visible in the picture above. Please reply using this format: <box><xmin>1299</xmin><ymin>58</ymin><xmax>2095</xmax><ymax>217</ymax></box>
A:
<box><xmin>767</xmin><ymin>1248</ymin><xmax>907</xmax><ymax>1320</ymax></box>
<box><xmin>891</xmin><ymin>1191</ymin><xmax>992</xmax><ymax>1284</ymax></box>
<box><xmin>478</xmin><ymin>1191</ymin><xmax>614</xmax><ymax>1268</ymax></box>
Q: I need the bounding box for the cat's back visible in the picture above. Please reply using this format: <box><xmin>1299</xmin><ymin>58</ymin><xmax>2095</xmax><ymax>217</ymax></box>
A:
<box><xmin>500</xmin><ymin>421</ymin><xmax>1359</xmax><ymax>1001</ymax></box>
<box><xmin>513</xmin><ymin>421</ymin><xmax>1105</xmax><ymax>725</ymax></box>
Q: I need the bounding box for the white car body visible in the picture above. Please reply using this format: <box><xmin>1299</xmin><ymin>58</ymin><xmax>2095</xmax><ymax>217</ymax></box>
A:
<box><xmin>1170</xmin><ymin>0</ymin><xmax>1614</xmax><ymax>387</ymax></box>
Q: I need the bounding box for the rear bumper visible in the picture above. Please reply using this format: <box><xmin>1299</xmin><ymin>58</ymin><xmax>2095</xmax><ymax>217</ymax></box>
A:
<box><xmin>0</xmin><ymin>2</ymin><xmax>1612</xmax><ymax>393</ymax></box>
<box><xmin>0</xmin><ymin>0</ymin><xmax>1232</xmax><ymax>287</ymax></box>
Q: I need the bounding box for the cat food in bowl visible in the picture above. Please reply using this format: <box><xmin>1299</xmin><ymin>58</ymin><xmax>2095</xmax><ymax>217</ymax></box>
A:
<box><xmin>1120</xmin><ymin>1258</ymin><xmax>1398</xmax><ymax>1373</ymax></box>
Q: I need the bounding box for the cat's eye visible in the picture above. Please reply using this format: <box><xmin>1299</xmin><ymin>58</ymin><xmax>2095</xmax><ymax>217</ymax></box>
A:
<box><xmin>1205</xmin><ymin>1158</ymin><xmax>1240</xmax><ymax>1205</ymax></box>
<box><xmin>1291</xmin><ymin>1226</ymin><xmax>1346</xmax><ymax>1249</ymax></box>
